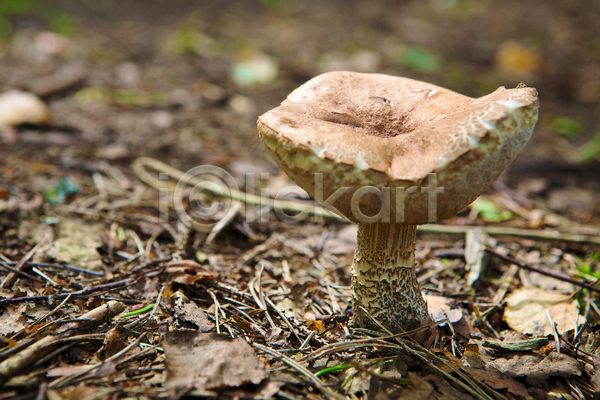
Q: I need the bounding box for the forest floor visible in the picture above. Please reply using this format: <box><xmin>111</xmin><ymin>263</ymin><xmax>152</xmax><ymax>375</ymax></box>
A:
<box><xmin>0</xmin><ymin>1</ymin><xmax>600</xmax><ymax>399</ymax></box>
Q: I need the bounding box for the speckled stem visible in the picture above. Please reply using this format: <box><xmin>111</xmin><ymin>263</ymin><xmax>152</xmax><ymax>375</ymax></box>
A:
<box><xmin>351</xmin><ymin>222</ymin><xmax>429</xmax><ymax>333</ymax></box>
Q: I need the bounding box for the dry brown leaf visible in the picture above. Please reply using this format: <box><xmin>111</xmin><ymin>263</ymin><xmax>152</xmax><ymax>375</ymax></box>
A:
<box><xmin>0</xmin><ymin>303</ymin><xmax>28</xmax><ymax>335</ymax></box>
<box><xmin>342</xmin><ymin>367</ymin><xmax>371</xmax><ymax>395</ymax></box>
<box><xmin>97</xmin><ymin>327</ymin><xmax>129</xmax><ymax>360</ymax></box>
<box><xmin>394</xmin><ymin>373</ymin><xmax>439</xmax><ymax>399</ymax></box>
<box><xmin>463</xmin><ymin>365</ymin><xmax>528</xmax><ymax>397</ymax></box>
<box><xmin>424</xmin><ymin>295</ymin><xmax>461</xmax><ymax>325</ymax></box>
<box><xmin>172</xmin><ymin>291</ymin><xmax>214</xmax><ymax>332</ymax></box>
<box><xmin>495</xmin><ymin>41</ymin><xmax>543</xmax><ymax>78</ymax></box>
<box><xmin>424</xmin><ymin>295</ymin><xmax>473</xmax><ymax>337</ymax></box>
<box><xmin>424</xmin><ymin>373</ymin><xmax>477</xmax><ymax>400</ymax></box>
<box><xmin>424</xmin><ymin>294</ymin><xmax>452</xmax><ymax>318</ymax></box>
<box><xmin>488</xmin><ymin>352</ymin><xmax>584</xmax><ymax>384</ymax></box>
<box><xmin>162</xmin><ymin>330</ymin><xmax>268</xmax><ymax>392</ymax></box>
<box><xmin>165</xmin><ymin>260</ymin><xmax>217</xmax><ymax>285</ymax></box>
<box><xmin>503</xmin><ymin>287</ymin><xmax>583</xmax><ymax>335</ymax></box>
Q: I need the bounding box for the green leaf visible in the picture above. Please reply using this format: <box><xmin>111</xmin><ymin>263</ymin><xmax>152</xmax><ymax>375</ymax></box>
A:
<box><xmin>0</xmin><ymin>16</ymin><xmax>11</xmax><ymax>37</ymax></box>
<box><xmin>315</xmin><ymin>364</ymin><xmax>351</xmax><ymax>377</ymax></box>
<box><xmin>576</xmin><ymin>252</ymin><xmax>600</xmax><ymax>279</ymax></box>
<box><xmin>470</xmin><ymin>198</ymin><xmax>513</xmax><ymax>222</ymax></box>
<box><xmin>0</xmin><ymin>0</ymin><xmax>37</xmax><ymax>15</ymax></box>
<box><xmin>117</xmin><ymin>304</ymin><xmax>153</xmax><ymax>318</ymax></box>
<box><xmin>43</xmin><ymin>177</ymin><xmax>79</xmax><ymax>205</ymax></box>
<box><xmin>550</xmin><ymin>116</ymin><xmax>583</xmax><ymax>137</ymax></box>
<box><xmin>172</xmin><ymin>25</ymin><xmax>198</xmax><ymax>55</ymax></box>
<box><xmin>74</xmin><ymin>86</ymin><xmax>110</xmax><ymax>104</ymax></box>
<box><xmin>579</xmin><ymin>131</ymin><xmax>600</xmax><ymax>162</ymax></box>
<box><xmin>397</xmin><ymin>45</ymin><xmax>441</xmax><ymax>74</ymax></box>
<box><xmin>49</xmin><ymin>13</ymin><xmax>77</xmax><ymax>37</ymax></box>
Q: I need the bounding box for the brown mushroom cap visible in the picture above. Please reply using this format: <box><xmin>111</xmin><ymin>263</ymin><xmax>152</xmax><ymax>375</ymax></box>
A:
<box><xmin>258</xmin><ymin>71</ymin><xmax>539</xmax><ymax>224</ymax></box>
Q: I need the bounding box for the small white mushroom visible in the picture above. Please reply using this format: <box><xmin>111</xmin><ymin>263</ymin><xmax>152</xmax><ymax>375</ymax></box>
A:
<box><xmin>0</xmin><ymin>91</ymin><xmax>52</xmax><ymax>127</ymax></box>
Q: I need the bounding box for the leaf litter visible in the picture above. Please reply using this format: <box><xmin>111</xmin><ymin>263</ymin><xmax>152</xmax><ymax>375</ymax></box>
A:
<box><xmin>1</xmin><ymin>2</ymin><xmax>600</xmax><ymax>399</ymax></box>
<box><xmin>161</xmin><ymin>331</ymin><xmax>268</xmax><ymax>394</ymax></box>
<box><xmin>1</xmin><ymin>159</ymin><xmax>598</xmax><ymax>399</ymax></box>
<box><xmin>503</xmin><ymin>287</ymin><xmax>583</xmax><ymax>336</ymax></box>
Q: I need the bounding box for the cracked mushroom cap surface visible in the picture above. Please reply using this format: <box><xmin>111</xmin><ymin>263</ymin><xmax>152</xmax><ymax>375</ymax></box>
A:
<box><xmin>258</xmin><ymin>71</ymin><xmax>539</xmax><ymax>224</ymax></box>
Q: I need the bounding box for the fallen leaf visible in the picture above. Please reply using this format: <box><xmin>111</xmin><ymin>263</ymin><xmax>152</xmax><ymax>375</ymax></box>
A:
<box><xmin>0</xmin><ymin>304</ymin><xmax>28</xmax><ymax>335</ymax></box>
<box><xmin>29</xmin><ymin>62</ymin><xmax>87</xmax><ymax>98</ymax></box>
<box><xmin>503</xmin><ymin>288</ymin><xmax>584</xmax><ymax>335</ymax></box>
<box><xmin>395</xmin><ymin>372</ymin><xmax>438</xmax><ymax>399</ymax></box>
<box><xmin>463</xmin><ymin>365</ymin><xmax>528</xmax><ymax>397</ymax></box>
<box><xmin>423</xmin><ymin>373</ymin><xmax>476</xmax><ymax>400</ymax></box>
<box><xmin>98</xmin><ymin>327</ymin><xmax>129</xmax><ymax>360</ymax></box>
<box><xmin>18</xmin><ymin>219</ymin><xmax>55</xmax><ymax>244</ymax></box>
<box><xmin>424</xmin><ymin>295</ymin><xmax>463</xmax><ymax>325</ymax></box>
<box><xmin>342</xmin><ymin>366</ymin><xmax>371</xmax><ymax>395</ymax></box>
<box><xmin>488</xmin><ymin>352</ymin><xmax>584</xmax><ymax>384</ymax></box>
<box><xmin>162</xmin><ymin>331</ymin><xmax>268</xmax><ymax>392</ymax></box>
<box><xmin>470</xmin><ymin>198</ymin><xmax>513</xmax><ymax>222</ymax></box>
<box><xmin>172</xmin><ymin>292</ymin><xmax>214</xmax><ymax>332</ymax></box>
<box><xmin>583</xmin><ymin>331</ymin><xmax>600</xmax><ymax>356</ymax></box>
<box><xmin>547</xmin><ymin>381</ymin><xmax>584</xmax><ymax>400</ymax></box>
<box><xmin>165</xmin><ymin>260</ymin><xmax>216</xmax><ymax>285</ymax></box>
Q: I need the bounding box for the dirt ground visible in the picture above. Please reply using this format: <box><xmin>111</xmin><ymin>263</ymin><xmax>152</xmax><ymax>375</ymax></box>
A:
<box><xmin>0</xmin><ymin>1</ymin><xmax>600</xmax><ymax>399</ymax></box>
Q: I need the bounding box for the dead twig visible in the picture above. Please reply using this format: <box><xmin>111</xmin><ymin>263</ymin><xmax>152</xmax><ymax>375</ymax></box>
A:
<box><xmin>48</xmin><ymin>334</ymin><xmax>144</xmax><ymax>389</ymax></box>
<box><xmin>236</xmin><ymin>234</ymin><xmax>281</xmax><ymax>270</ymax></box>
<box><xmin>1</xmin><ymin>240</ymin><xmax>47</xmax><ymax>289</ymax></box>
<box><xmin>249</xmin><ymin>263</ymin><xmax>276</xmax><ymax>329</ymax></box>
<box><xmin>0</xmin><ymin>301</ymin><xmax>124</xmax><ymax>385</ymax></box>
<box><xmin>132</xmin><ymin>157</ymin><xmax>339</xmax><ymax>220</ymax></box>
<box><xmin>492</xmin><ymin>264</ymin><xmax>519</xmax><ymax>305</ymax></box>
<box><xmin>485</xmin><ymin>248</ymin><xmax>600</xmax><ymax>293</ymax></box>
<box><xmin>206</xmin><ymin>200</ymin><xmax>242</xmax><ymax>244</ymax></box>
<box><xmin>31</xmin><ymin>267</ymin><xmax>58</xmax><ymax>287</ymax></box>
<box><xmin>0</xmin><ymin>274</ymin><xmax>152</xmax><ymax>305</ymax></box>
<box><xmin>418</xmin><ymin>224</ymin><xmax>600</xmax><ymax>245</ymax></box>
<box><xmin>263</xmin><ymin>295</ymin><xmax>302</xmax><ymax>344</ymax></box>
<box><xmin>0</xmin><ymin>262</ymin><xmax>41</xmax><ymax>282</ymax></box>
<box><xmin>150</xmin><ymin>285</ymin><xmax>167</xmax><ymax>320</ymax></box>
<box><xmin>28</xmin><ymin>294</ymin><xmax>73</xmax><ymax>331</ymax></box>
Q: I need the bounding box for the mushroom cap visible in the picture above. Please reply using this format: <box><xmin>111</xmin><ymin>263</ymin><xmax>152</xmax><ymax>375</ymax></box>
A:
<box><xmin>258</xmin><ymin>71</ymin><xmax>539</xmax><ymax>224</ymax></box>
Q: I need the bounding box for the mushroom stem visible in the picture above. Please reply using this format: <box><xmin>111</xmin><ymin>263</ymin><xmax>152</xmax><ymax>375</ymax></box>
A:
<box><xmin>351</xmin><ymin>222</ymin><xmax>429</xmax><ymax>333</ymax></box>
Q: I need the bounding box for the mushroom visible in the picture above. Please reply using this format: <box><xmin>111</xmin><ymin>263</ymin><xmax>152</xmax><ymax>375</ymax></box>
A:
<box><xmin>257</xmin><ymin>71</ymin><xmax>539</xmax><ymax>333</ymax></box>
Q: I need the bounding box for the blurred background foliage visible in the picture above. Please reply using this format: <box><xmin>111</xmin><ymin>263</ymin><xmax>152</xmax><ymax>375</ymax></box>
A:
<box><xmin>1</xmin><ymin>0</ymin><xmax>599</xmax><ymax>179</ymax></box>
